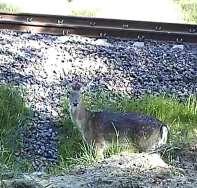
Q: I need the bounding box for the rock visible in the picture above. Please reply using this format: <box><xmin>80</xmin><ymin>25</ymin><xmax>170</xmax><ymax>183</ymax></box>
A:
<box><xmin>172</xmin><ymin>44</ymin><xmax>184</xmax><ymax>50</ymax></box>
<box><xmin>94</xmin><ymin>39</ymin><xmax>112</xmax><ymax>47</ymax></box>
<box><xmin>1</xmin><ymin>179</ymin><xmax>42</xmax><ymax>188</ymax></box>
<box><xmin>32</xmin><ymin>171</ymin><xmax>46</xmax><ymax>177</ymax></box>
<box><xmin>133</xmin><ymin>42</ymin><xmax>145</xmax><ymax>48</ymax></box>
<box><xmin>0</xmin><ymin>30</ymin><xmax>196</xmax><ymax>171</ymax></box>
<box><xmin>1</xmin><ymin>172</ymin><xmax>14</xmax><ymax>179</ymax></box>
<box><xmin>194</xmin><ymin>163</ymin><xmax>197</xmax><ymax>171</ymax></box>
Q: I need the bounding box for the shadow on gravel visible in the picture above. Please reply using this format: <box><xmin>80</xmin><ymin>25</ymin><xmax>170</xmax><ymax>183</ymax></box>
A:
<box><xmin>21</xmin><ymin>110</ymin><xmax>59</xmax><ymax>171</ymax></box>
<box><xmin>0</xmin><ymin>65</ymin><xmax>40</xmax><ymax>86</ymax></box>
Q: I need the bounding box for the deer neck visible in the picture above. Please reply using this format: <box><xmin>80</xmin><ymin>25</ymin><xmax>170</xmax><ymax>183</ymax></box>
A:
<box><xmin>70</xmin><ymin>102</ymin><xmax>91</xmax><ymax>132</ymax></box>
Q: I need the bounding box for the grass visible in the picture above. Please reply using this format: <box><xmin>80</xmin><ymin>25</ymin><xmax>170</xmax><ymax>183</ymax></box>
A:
<box><xmin>71</xmin><ymin>9</ymin><xmax>98</xmax><ymax>17</ymax></box>
<box><xmin>0</xmin><ymin>85</ymin><xmax>32</xmax><ymax>177</ymax></box>
<box><xmin>58</xmin><ymin>89</ymin><xmax>197</xmax><ymax>171</ymax></box>
<box><xmin>0</xmin><ymin>84</ymin><xmax>194</xmax><ymax>175</ymax></box>
<box><xmin>51</xmin><ymin>99</ymin><xmax>95</xmax><ymax>174</ymax></box>
<box><xmin>0</xmin><ymin>2</ymin><xmax>19</xmax><ymax>13</ymax></box>
<box><xmin>174</xmin><ymin>0</ymin><xmax>197</xmax><ymax>24</ymax></box>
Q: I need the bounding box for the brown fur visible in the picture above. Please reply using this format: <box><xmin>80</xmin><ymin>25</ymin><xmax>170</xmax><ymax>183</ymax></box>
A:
<box><xmin>68</xmin><ymin>83</ymin><xmax>168</xmax><ymax>160</ymax></box>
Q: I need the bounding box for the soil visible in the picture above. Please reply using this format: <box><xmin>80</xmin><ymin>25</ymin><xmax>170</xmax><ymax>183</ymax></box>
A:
<box><xmin>1</xmin><ymin>143</ymin><xmax>197</xmax><ymax>188</ymax></box>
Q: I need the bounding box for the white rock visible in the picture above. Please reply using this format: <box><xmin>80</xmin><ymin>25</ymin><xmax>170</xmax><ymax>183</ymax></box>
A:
<box><xmin>31</xmin><ymin>171</ymin><xmax>45</xmax><ymax>177</ymax></box>
<box><xmin>172</xmin><ymin>44</ymin><xmax>184</xmax><ymax>50</ymax></box>
<box><xmin>133</xmin><ymin>42</ymin><xmax>145</xmax><ymax>48</ymax></box>
<box><xmin>56</xmin><ymin>36</ymin><xmax>69</xmax><ymax>43</ymax></box>
<box><xmin>94</xmin><ymin>39</ymin><xmax>111</xmax><ymax>47</ymax></box>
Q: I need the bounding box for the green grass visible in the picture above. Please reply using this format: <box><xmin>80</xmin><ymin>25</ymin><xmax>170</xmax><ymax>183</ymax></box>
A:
<box><xmin>58</xmin><ymin>89</ymin><xmax>197</xmax><ymax>171</ymax></box>
<box><xmin>71</xmin><ymin>9</ymin><xmax>98</xmax><ymax>17</ymax></box>
<box><xmin>0</xmin><ymin>85</ymin><xmax>32</xmax><ymax>176</ymax></box>
<box><xmin>51</xmin><ymin>99</ymin><xmax>95</xmax><ymax>174</ymax></box>
<box><xmin>174</xmin><ymin>0</ymin><xmax>197</xmax><ymax>24</ymax></box>
<box><xmin>0</xmin><ymin>2</ymin><xmax>19</xmax><ymax>13</ymax></box>
<box><xmin>0</xmin><ymin>85</ymin><xmax>194</xmax><ymax>175</ymax></box>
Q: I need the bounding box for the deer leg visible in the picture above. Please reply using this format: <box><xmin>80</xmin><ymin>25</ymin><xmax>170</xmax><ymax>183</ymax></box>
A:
<box><xmin>95</xmin><ymin>141</ymin><xmax>105</xmax><ymax>161</ymax></box>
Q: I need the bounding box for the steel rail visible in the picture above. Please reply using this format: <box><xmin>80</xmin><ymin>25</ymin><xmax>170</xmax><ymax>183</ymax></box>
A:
<box><xmin>0</xmin><ymin>12</ymin><xmax>197</xmax><ymax>43</ymax></box>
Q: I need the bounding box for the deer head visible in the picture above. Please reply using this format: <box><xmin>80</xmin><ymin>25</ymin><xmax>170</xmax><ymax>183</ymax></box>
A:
<box><xmin>67</xmin><ymin>82</ymin><xmax>83</xmax><ymax>110</ymax></box>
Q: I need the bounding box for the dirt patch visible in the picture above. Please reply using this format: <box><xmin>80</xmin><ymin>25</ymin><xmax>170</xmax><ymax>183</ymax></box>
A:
<box><xmin>2</xmin><ymin>144</ymin><xmax>197</xmax><ymax>188</ymax></box>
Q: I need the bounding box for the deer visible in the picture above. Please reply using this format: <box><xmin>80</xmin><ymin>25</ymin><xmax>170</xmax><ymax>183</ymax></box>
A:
<box><xmin>67</xmin><ymin>82</ymin><xmax>168</xmax><ymax>160</ymax></box>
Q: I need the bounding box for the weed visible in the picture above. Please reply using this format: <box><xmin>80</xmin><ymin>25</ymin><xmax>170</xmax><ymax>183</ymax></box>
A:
<box><xmin>57</xmin><ymin>115</ymin><xmax>95</xmax><ymax>170</ymax></box>
<box><xmin>0</xmin><ymin>85</ymin><xmax>32</xmax><ymax>176</ymax></box>
<box><xmin>71</xmin><ymin>9</ymin><xmax>98</xmax><ymax>17</ymax></box>
<box><xmin>0</xmin><ymin>3</ymin><xmax>19</xmax><ymax>13</ymax></box>
<box><xmin>174</xmin><ymin>0</ymin><xmax>197</xmax><ymax>23</ymax></box>
<box><xmin>58</xmin><ymin>89</ymin><xmax>196</xmax><ymax>170</ymax></box>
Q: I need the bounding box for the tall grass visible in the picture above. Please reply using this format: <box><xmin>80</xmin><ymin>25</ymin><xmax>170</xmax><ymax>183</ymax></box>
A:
<box><xmin>71</xmin><ymin>9</ymin><xmax>98</xmax><ymax>17</ymax></box>
<box><xmin>0</xmin><ymin>85</ymin><xmax>32</xmax><ymax>175</ymax></box>
<box><xmin>0</xmin><ymin>3</ymin><xmax>19</xmax><ymax>13</ymax></box>
<box><xmin>59</xmin><ymin>89</ymin><xmax>197</xmax><ymax>170</ymax></box>
<box><xmin>0</xmin><ymin>85</ymin><xmax>29</xmax><ymax>141</ymax></box>
<box><xmin>174</xmin><ymin>0</ymin><xmax>197</xmax><ymax>24</ymax></box>
<box><xmin>84</xmin><ymin>90</ymin><xmax>197</xmax><ymax>143</ymax></box>
<box><xmin>56</xmin><ymin>98</ymin><xmax>95</xmax><ymax>173</ymax></box>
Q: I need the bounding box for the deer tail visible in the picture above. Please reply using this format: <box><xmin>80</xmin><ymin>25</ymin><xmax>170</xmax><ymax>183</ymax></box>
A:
<box><xmin>159</xmin><ymin>125</ymin><xmax>169</xmax><ymax>146</ymax></box>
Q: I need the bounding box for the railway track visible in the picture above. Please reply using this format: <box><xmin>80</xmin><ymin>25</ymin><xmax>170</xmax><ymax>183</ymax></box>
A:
<box><xmin>0</xmin><ymin>12</ymin><xmax>197</xmax><ymax>43</ymax></box>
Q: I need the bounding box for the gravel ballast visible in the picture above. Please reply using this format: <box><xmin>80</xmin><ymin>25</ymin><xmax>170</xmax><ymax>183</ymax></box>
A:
<box><xmin>0</xmin><ymin>30</ymin><xmax>196</xmax><ymax>170</ymax></box>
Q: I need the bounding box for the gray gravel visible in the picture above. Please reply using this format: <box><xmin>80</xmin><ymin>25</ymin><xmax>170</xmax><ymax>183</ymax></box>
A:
<box><xmin>0</xmin><ymin>30</ymin><xmax>196</xmax><ymax>170</ymax></box>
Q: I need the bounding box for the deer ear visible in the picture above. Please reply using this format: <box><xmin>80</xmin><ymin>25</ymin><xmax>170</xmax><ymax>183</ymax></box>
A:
<box><xmin>66</xmin><ymin>81</ymin><xmax>72</xmax><ymax>91</ymax></box>
<box><xmin>83</xmin><ymin>80</ymin><xmax>94</xmax><ymax>91</ymax></box>
<box><xmin>80</xmin><ymin>86</ymin><xmax>86</xmax><ymax>94</ymax></box>
<box><xmin>70</xmin><ymin>81</ymin><xmax>82</xmax><ymax>91</ymax></box>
